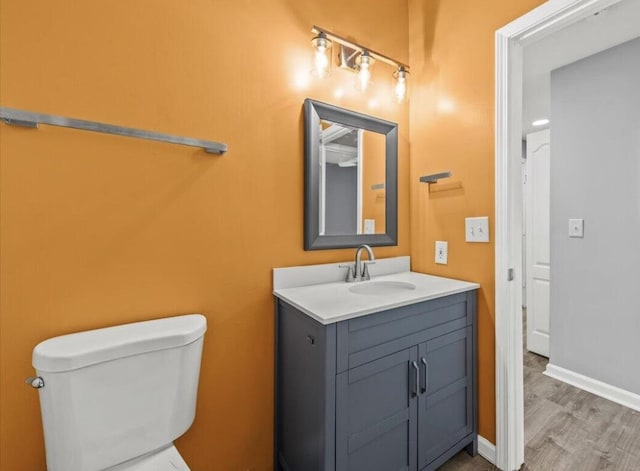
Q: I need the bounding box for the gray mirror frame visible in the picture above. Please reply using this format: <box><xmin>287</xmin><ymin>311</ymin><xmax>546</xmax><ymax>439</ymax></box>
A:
<box><xmin>304</xmin><ymin>98</ymin><xmax>398</xmax><ymax>250</ymax></box>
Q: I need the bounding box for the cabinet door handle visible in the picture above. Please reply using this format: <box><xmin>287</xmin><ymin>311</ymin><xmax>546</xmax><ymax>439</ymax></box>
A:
<box><xmin>420</xmin><ymin>357</ymin><xmax>429</xmax><ymax>394</ymax></box>
<box><xmin>410</xmin><ymin>361</ymin><xmax>419</xmax><ymax>398</ymax></box>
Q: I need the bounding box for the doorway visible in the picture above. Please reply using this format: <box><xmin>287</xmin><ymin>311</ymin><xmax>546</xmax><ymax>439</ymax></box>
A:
<box><xmin>495</xmin><ymin>0</ymin><xmax>640</xmax><ymax>469</ymax></box>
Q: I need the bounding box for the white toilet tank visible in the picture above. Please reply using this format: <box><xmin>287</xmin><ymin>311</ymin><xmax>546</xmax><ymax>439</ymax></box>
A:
<box><xmin>31</xmin><ymin>314</ymin><xmax>207</xmax><ymax>471</ymax></box>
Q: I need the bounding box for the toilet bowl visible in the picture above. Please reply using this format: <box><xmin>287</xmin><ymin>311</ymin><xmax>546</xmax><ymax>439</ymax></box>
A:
<box><xmin>29</xmin><ymin>314</ymin><xmax>207</xmax><ymax>471</ymax></box>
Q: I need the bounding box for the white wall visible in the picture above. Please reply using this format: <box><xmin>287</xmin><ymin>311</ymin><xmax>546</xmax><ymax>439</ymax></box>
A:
<box><xmin>550</xmin><ymin>37</ymin><xmax>640</xmax><ymax>394</ymax></box>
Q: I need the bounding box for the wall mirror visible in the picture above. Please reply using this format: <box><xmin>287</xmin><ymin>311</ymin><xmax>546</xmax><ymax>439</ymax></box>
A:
<box><xmin>304</xmin><ymin>99</ymin><xmax>398</xmax><ymax>250</ymax></box>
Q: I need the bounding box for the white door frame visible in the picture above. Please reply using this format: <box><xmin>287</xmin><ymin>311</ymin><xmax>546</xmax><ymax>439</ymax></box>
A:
<box><xmin>319</xmin><ymin>143</ymin><xmax>326</xmax><ymax>235</ymax></box>
<box><xmin>356</xmin><ymin>128</ymin><xmax>364</xmax><ymax>234</ymax></box>
<box><xmin>494</xmin><ymin>0</ymin><xmax>623</xmax><ymax>469</ymax></box>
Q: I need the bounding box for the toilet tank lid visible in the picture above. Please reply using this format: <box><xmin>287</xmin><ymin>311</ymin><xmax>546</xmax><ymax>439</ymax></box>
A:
<box><xmin>33</xmin><ymin>314</ymin><xmax>207</xmax><ymax>373</ymax></box>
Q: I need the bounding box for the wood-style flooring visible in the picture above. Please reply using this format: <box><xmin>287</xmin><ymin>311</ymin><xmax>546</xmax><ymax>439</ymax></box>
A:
<box><xmin>438</xmin><ymin>313</ymin><xmax>640</xmax><ymax>470</ymax></box>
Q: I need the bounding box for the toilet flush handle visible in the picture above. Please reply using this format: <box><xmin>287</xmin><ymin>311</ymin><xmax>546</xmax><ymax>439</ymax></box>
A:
<box><xmin>25</xmin><ymin>376</ymin><xmax>44</xmax><ymax>389</ymax></box>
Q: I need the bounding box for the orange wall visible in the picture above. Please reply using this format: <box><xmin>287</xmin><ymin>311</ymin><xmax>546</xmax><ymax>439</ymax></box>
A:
<box><xmin>0</xmin><ymin>1</ymin><xmax>409</xmax><ymax>469</ymax></box>
<box><xmin>407</xmin><ymin>0</ymin><xmax>545</xmax><ymax>443</ymax></box>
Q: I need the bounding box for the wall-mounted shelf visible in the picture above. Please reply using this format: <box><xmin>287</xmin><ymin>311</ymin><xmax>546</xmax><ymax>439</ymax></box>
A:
<box><xmin>419</xmin><ymin>171</ymin><xmax>451</xmax><ymax>184</ymax></box>
<box><xmin>0</xmin><ymin>107</ymin><xmax>228</xmax><ymax>155</ymax></box>
<box><xmin>420</xmin><ymin>171</ymin><xmax>462</xmax><ymax>193</ymax></box>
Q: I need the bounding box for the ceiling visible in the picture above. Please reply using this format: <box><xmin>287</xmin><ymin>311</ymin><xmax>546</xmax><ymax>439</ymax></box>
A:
<box><xmin>522</xmin><ymin>0</ymin><xmax>640</xmax><ymax>137</ymax></box>
<box><xmin>321</xmin><ymin>124</ymin><xmax>358</xmax><ymax>165</ymax></box>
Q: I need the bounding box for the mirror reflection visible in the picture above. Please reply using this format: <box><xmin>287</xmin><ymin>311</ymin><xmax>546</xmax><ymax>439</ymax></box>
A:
<box><xmin>319</xmin><ymin>120</ymin><xmax>387</xmax><ymax>236</ymax></box>
<box><xmin>304</xmin><ymin>98</ymin><xmax>397</xmax><ymax>250</ymax></box>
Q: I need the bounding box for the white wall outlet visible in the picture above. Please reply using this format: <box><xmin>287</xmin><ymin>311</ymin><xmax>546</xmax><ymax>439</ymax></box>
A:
<box><xmin>363</xmin><ymin>219</ymin><xmax>376</xmax><ymax>235</ymax></box>
<box><xmin>435</xmin><ymin>241</ymin><xmax>448</xmax><ymax>264</ymax></box>
<box><xmin>568</xmin><ymin>218</ymin><xmax>584</xmax><ymax>238</ymax></box>
<box><xmin>465</xmin><ymin>217</ymin><xmax>490</xmax><ymax>243</ymax></box>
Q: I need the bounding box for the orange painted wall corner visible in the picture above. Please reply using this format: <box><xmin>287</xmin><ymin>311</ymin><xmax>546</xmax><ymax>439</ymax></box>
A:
<box><xmin>407</xmin><ymin>0</ymin><xmax>545</xmax><ymax>443</ymax></box>
<box><xmin>0</xmin><ymin>1</ymin><xmax>408</xmax><ymax>469</ymax></box>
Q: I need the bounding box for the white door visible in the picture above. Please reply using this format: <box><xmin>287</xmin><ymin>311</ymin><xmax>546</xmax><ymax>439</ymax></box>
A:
<box><xmin>525</xmin><ymin>129</ymin><xmax>550</xmax><ymax>357</ymax></box>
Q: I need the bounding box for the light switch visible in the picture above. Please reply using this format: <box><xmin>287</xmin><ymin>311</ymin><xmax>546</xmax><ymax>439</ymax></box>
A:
<box><xmin>435</xmin><ymin>241</ymin><xmax>448</xmax><ymax>264</ymax></box>
<box><xmin>569</xmin><ymin>219</ymin><xmax>584</xmax><ymax>238</ymax></box>
<box><xmin>364</xmin><ymin>219</ymin><xmax>376</xmax><ymax>234</ymax></box>
<box><xmin>465</xmin><ymin>217</ymin><xmax>490</xmax><ymax>243</ymax></box>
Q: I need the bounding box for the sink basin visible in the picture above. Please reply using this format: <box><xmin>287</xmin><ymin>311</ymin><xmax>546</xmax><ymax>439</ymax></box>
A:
<box><xmin>349</xmin><ymin>280</ymin><xmax>417</xmax><ymax>295</ymax></box>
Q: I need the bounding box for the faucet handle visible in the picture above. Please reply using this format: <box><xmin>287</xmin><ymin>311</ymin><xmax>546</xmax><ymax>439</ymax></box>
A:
<box><xmin>338</xmin><ymin>264</ymin><xmax>356</xmax><ymax>283</ymax></box>
<box><xmin>362</xmin><ymin>260</ymin><xmax>376</xmax><ymax>280</ymax></box>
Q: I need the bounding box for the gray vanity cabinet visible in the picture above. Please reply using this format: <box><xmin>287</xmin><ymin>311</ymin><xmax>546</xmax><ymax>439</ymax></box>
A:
<box><xmin>275</xmin><ymin>290</ymin><xmax>477</xmax><ymax>471</ymax></box>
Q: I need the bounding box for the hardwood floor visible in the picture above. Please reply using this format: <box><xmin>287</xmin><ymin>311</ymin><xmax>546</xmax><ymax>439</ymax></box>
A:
<box><xmin>438</xmin><ymin>312</ymin><xmax>640</xmax><ymax>470</ymax></box>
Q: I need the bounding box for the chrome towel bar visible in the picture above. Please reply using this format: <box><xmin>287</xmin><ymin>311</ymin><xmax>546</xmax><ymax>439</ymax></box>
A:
<box><xmin>0</xmin><ymin>107</ymin><xmax>228</xmax><ymax>155</ymax></box>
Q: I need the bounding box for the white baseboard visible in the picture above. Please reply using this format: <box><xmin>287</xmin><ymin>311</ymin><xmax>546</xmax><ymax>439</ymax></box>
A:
<box><xmin>544</xmin><ymin>363</ymin><xmax>640</xmax><ymax>412</ymax></box>
<box><xmin>478</xmin><ymin>435</ymin><xmax>496</xmax><ymax>465</ymax></box>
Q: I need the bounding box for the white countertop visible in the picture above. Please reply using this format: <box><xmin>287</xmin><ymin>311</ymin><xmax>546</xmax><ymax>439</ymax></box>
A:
<box><xmin>273</xmin><ymin>258</ymin><xmax>479</xmax><ymax>324</ymax></box>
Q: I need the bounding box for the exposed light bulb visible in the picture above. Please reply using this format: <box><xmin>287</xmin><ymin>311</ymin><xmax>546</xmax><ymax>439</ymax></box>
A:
<box><xmin>357</xmin><ymin>52</ymin><xmax>372</xmax><ymax>91</ymax></box>
<box><xmin>395</xmin><ymin>77</ymin><xmax>406</xmax><ymax>101</ymax></box>
<box><xmin>393</xmin><ymin>67</ymin><xmax>408</xmax><ymax>103</ymax></box>
<box><xmin>532</xmin><ymin>119</ymin><xmax>549</xmax><ymax>127</ymax></box>
<box><xmin>311</xmin><ymin>33</ymin><xmax>332</xmax><ymax>78</ymax></box>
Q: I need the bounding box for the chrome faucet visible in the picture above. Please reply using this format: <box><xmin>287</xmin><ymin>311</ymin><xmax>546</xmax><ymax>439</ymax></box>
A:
<box><xmin>340</xmin><ymin>244</ymin><xmax>376</xmax><ymax>282</ymax></box>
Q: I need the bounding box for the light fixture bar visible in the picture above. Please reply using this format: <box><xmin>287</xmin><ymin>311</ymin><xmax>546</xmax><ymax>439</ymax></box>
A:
<box><xmin>311</xmin><ymin>25</ymin><xmax>409</xmax><ymax>70</ymax></box>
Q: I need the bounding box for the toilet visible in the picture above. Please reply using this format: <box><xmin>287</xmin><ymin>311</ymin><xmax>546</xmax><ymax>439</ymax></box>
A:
<box><xmin>28</xmin><ymin>314</ymin><xmax>207</xmax><ymax>471</ymax></box>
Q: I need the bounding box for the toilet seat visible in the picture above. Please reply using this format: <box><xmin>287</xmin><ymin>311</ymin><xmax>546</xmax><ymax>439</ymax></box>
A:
<box><xmin>106</xmin><ymin>444</ymin><xmax>189</xmax><ymax>471</ymax></box>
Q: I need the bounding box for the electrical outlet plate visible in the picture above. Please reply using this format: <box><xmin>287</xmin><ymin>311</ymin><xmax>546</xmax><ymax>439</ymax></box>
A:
<box><xmin>435</xmin><ymin>241</ymin><xmax>448</xmax><ymax>264</ymax></box>
<box><xmin>465</xmin><ymin>217</ymin><xmax>490</xmax><ymax>243</ymax></box>
<box><xmin>568</xmin><ymin>218</ymin><xmax>584</xmax><ymax>238</ymax></box>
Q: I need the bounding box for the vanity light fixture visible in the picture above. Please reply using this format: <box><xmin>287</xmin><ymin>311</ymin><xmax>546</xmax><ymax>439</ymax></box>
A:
<box><xmin>311</xmin><ymin>25</ymin><xmax>410</xmax><ymax>101</ymax></box>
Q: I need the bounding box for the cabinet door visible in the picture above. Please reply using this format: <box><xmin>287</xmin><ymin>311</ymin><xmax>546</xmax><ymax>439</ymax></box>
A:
<box><xmin>418</xmin><ymin>327</ymin><xmax>473</xmax><ymax>469</ymax></box>
<box><xmin>336</xmin><ymin>346</ymin><xmax>418</xmax><ymax>471</ymax></box>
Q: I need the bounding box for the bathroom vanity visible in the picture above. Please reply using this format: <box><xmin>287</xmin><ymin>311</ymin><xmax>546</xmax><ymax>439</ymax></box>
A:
<box><xmin>273</xmin><ymin>257</ymin><xmax>479</xmax><ymax>471</ymax></box>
